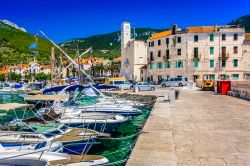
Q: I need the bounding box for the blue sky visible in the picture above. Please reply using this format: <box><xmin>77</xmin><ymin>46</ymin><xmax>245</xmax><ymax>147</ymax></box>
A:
<box><xmin>1</xmin><ymin>0</ymin><xmax>249</xmax><ymax>43</ymax></box>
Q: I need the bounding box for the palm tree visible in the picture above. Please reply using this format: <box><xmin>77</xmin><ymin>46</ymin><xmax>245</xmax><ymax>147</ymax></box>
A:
<box><xmin>93</xmin><ymin>63</ymin><xmax>105</xmax><ymax>76</ymax></box>
<box><xmin>105</xmin><ymin>61</ymin><xmax>120</xmax><ymax>77</ymax></box>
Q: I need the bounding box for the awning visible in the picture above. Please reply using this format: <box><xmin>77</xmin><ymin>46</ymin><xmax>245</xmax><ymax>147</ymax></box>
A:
<box><xmin>24</xmin><ymin>95</ymin><xmax>68</xmax><ymax>101</ymax></box>
<box><xmin>0</xmin><ymin>103</ymin><xmax>33</xmax><ymax>111</ymax></box>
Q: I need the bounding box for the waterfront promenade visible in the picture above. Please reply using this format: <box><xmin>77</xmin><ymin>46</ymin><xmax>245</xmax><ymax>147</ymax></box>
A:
<box><xmin>127</xmin><ymin>87</ymin><xmax>250</xmax><ymax>166</ymax></box>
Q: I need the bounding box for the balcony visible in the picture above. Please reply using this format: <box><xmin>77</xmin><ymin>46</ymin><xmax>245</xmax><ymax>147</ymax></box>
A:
<box><xmin>191</xmin><ymin>54</ymin><xmax>201</xmax><ymax>61</ymax></box>
<box><xmin>219</xmin><ymin>53</ymin><xmax>229</xmax><ymax>60</ymax></box>
<box><xmin>163</xmin><ymin>55</ymin><xmax>171</xmax><ymax>62</ymax></box>
<box><xmin>148</xmin><ymin>57</ymin><xmax>154</xmax><ymax>62</ymax></box>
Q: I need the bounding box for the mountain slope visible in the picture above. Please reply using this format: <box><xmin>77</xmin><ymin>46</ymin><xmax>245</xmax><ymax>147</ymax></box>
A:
<box><xmin>0</xmin><ymin>21</ymin><xmax>53</xmax><ymax>66</ymax></box>
<box><xmin>229</xmin><ymin>14</ymin><xmax>250</xmax><ymax>32</ymax></box>
<box><xmin>60</xmin><ymin>28</ymin><xmax>165</xmax><ymax>59</ymax></box>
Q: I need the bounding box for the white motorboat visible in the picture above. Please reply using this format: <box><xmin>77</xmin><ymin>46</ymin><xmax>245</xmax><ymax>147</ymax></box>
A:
<box><xmin>0</xmin><ymin>151</ymin><xmax>109</xmax><ymax>166</ymax></box>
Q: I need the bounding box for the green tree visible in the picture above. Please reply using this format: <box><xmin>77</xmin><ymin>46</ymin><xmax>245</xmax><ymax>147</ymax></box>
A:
<box><xmin>9</xmin><ymin>73</ymin><xmax>22</xmax><ymax>81</ymax></box>
<box><xmin>0</xmin><ymin>74</ymin><xmax>5</xmax><ymax>81</ymax></box>
<box><xmin>105</xmin><ymin>61</ymin><xmax>120</xmax><ymax>76</ymax></box>
<box><xmin>34</xmin><ymin>73</ymin><xmax>48</xmax><ymax>81</ymax></box>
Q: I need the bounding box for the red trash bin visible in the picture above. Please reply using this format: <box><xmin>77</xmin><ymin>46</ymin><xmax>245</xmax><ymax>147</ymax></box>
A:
<box><xmin>217</xmin><ymin>81</ymin><xmax>231</xmax><ymax>95</ymax></box>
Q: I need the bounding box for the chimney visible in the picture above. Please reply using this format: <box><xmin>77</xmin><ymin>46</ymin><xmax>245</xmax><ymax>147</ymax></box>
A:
<box><xmin>172</xmin><ymin>24</ymin><xmax>178</xmax><ymax>35</ymax></box>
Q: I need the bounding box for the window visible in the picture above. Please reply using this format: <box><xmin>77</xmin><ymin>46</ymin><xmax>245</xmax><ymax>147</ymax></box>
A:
<box><xmin>148</xmin><ymin>42</ymin><xmax>151</xmax><ymax>47</ymax></box>
<box><xmin>194</xmin><ymin>47</ymin><xmax>199</xmax><ymax>56</ymax></box>
<box><xmin>158</xmin><ymin>62</ymin><xmax>162</xmax><ymax>69</ymax></box>
<box><xmin>149</xmin><ymin>63</ymin><xmax>153</xmax><ymax>69</ymax></box>
<box><xmin>166</xmin><ymin>38</ymin><xmax>169</xmax><ymax>45</ymax></box>
<box><xmin>177</xmin><ymin>37</ymin><xmax>181</xmax><ymax>43</ymax></box>
<box><xmin>232</xmin><ymin>74</ymin><xmax>239</xmax><ymax>80</ymax></box>
<box><xmin>165</xmin><ymin>62</ymin><xmax>171</xmax><ymax>68</ymax></box>
<box><xmin>150</xmin><ymin>52</ymin><xmax>154</xmax><ymax>61</ymax></box>
<box><xmin>194</xmin><ymin>60</ymin><xmax>199</xmax><ymax>68</ymax></box>
<box><xmin>221</xmin><ymin>60</ymin><xmax>226</xmax><ymax>67</ymax></box>
<box><xmin>151</xmin><ymin>41</ymin><xmax>154</xmax><ymax>47</ymax></box>
<box><xmin>210</xmin><ymin>47</ymin><xmax>214</xmax><ymax>55</ymax></box>
<box><xmin>234</xmin><ymin>46</ymin><xmax>238</xmax><ymax>54</ymax></box>
<box><xmin>233</xmin><ymin>59</ymin><xmax>238</xmax><ymax>67</ymax></box>
<box><xmin>194</xmin><ymin>35</ymin><xmax>199</xmax><ymax>42</ymax></box>
<box><xmin>158</xmin><ymin>50</ymin><xmax>161</xmax><ymax>57</ymax></box>
<box><xmin>210</xmin><ymin>34</ymin><xmax>214</xmax><ymax>41</ymax></box>
<box><xmin>175</xmin><ymin>61</ymin><xmax>184</xmax><ymax>68</ymax></box>
<box><xmin>166</xmin><ymin>49</ymin><xmax>170</xmax><ymax>59</ymax></box>
<box><xmin>210</xmin><ymin>74</ymin><xmax>215</xmax><ymax>80</ymax></box>
<box><xmin>158</xmin><ymin>39</ymin><xmax>161</xmax><ymax>46</ymax></box>
<box><xmin>177</xmin><ymin>49</ymin><xmax>181</xmax><ymax>55</ymax></box>
<box><xmin>222</xmin><ymin>47</ymin><xmax>226</xmax><ymax>56</ymax></box>
<box><xmin>222</xmin><ymin>34</ymin><xmax>226</xmax><ymax>41</ymax></box>
<box><xmin>234</xmin><ymin>34</ymin><xmax>238</xmax><ymax>41</ymax></box>
<box><xmin>210</xmin><ymin>60</ymin><xmax>214</xmax><ymax>68</ymax></box>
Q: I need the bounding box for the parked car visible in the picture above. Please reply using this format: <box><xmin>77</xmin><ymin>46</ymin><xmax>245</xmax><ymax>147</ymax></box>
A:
<box><xmin>160</xmin><ymin>77</ymin><xmax>186</xmax><ymax>87</ymax></box>
<box><xmin>134</xmin><ymin>82</ymin><xmax>155</xmax><ymax>91</ymax></box>
<box><xmin>104</xmin><ymin>77</ymin><xmax>133</xmax><ymax>90</ymax></box>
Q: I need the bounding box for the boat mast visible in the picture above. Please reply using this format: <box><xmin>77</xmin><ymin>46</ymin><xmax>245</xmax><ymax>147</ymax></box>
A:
<box><xmin>40</xmin><ymin>31</ymin><xmax>94</xmax><ymax>83</ymax></box>
<box><xmin>50</xmin><ymin>47</ymin><xmax>55</xmax><ymax>87</ymax></box>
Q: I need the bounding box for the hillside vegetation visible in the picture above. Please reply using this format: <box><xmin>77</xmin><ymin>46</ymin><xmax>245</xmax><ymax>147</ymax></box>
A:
<box><xmin>0</xmin><ymin>21</ymin><xmax>54</xmax><ymax>66</ymax></box>
<box><xmin>229</xmin><ymin>14</ymin><xmax>250</xmax><ymax>32</ymax></box>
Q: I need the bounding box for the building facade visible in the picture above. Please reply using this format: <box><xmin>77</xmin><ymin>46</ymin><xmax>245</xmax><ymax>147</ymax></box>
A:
<box><xmin>146</xmin><ymin>25</ymin><xmax>250</xmax><ymax>84</ymax></box>
<box><xmin>120</xmin><ymin>22</ymin><xmax>147</xmax><ymax>81</ymax></box>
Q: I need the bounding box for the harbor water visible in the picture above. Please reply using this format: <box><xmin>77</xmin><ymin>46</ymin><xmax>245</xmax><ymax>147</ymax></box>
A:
<box><xmin>0</xmin><ymin>94</ymin><xmax>152</xmax><ymax>165</ymax></box>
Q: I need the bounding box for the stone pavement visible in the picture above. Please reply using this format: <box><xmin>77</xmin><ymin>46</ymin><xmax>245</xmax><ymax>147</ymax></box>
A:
<box><xmin>126</xmin><ymin>88</ymin><xmax>250</xmax><ymax>166</ymax></box>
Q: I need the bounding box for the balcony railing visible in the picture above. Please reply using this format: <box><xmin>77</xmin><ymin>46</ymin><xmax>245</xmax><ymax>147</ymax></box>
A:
<box><xmin>163</xmin><ymin>55</ymin><xmax>171</xmax><ymax>62</ymax></box>
<box><xmin>219</xmin><ymin>53</ymin><xmax>229</xmax><ymax>60</ymax></box>
<box><xmin>191</xmin><ymin>54</ymin><xmax>201</xmax><ymax>61</ymax></box>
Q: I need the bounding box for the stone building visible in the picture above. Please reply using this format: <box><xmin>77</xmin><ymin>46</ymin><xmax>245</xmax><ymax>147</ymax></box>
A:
<box><xmin>120</xmin><ymin>21</ymin><xmax>147</xmax><ymax>81</ymax></box>
<box><xmin>146</xmin><ymin>25</ymin><xmax>250</xmax><ymax>84</ymax></box>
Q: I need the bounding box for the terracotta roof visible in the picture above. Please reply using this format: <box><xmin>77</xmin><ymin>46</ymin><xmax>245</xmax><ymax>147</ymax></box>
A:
<box><xmin>114</xmin><ymin>56</ymin><xmax>121</xmax><ymax>62</ymax></box>
<box><xmin>245</xmin><ymin>33</ymin><xmax>250</xmax><ymax>41</ymax></box>
<box><xmin>187</xmin><ymin>26</ymin><xmax>217</xmax><ymax>33</ymax></box>
<box><xmin>148</xmin><ymin>30</ymin><xmax>172</xmax><ymax>40</ymax></box>
<box><xmin>40</xmin><ymin>65</ymin><xmax>51</xmax><ymax>69</ymax></box>
<box><xmin>0</xmin><ymin>70</ymin><xmax>8</xmax><ymax>74</ymax></box>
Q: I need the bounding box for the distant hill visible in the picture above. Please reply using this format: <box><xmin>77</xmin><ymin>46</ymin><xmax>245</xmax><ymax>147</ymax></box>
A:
<box><xmin>0</xmin><ymin>20</ymin><xmax>53</xmax><ymax>66</ymax></box>
<box><xmin>229</xmin><ymin>14</ymin><xmax>250</xmax><ymax>32</ymax></box>
<box><xmin>60</xmin><ymin>28</ymin><xmax>165</xmax><ymax>59</ymax></box>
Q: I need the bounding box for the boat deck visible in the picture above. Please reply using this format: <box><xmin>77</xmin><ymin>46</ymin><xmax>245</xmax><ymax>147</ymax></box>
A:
<box><xmin>49</xmin><ymin>155</ymin><xmax>105</xmax><ymax>165</ymax></box>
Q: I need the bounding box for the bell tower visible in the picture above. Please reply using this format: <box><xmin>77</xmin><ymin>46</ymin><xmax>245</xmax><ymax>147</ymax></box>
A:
<box><xmin>121</xmin><ymin>22</ymin><xmax>131</xmax><ymax>49</ymax></box>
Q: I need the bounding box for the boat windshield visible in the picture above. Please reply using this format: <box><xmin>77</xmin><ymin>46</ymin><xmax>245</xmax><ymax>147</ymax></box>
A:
<box><xmin>43</xmin><ymin>130</ymin><xmax>62</xmax><ymax>138</ymax></box>
<box><xmin>59</xmin><ymin>125</ymin><xmax>69</xmax><ymax>132</ymax></box>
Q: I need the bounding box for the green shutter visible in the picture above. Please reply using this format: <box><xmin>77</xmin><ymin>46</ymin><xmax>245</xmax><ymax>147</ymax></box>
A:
<box><xmin>194</xmin><ymin>60</ymin><xmax>199</xmax><ymax>68</ymax></box>
<box><xmin>210</xmin><ymin>60</ymin><xmax>214</xmax><ymax>67</ymax></box>
<box><xmin>233</xmin><ymin>59</ymin><xmax>238</xmax><ymax>67</ymax></box>
<box><xmin>222</xmin><ymin>60</ymin><xmax>226</xmax><ymax>67</ymax></box>
<box><xmin>150</xmin><ymin>63</ymin><xmax>153</xmax><ymax>69</ymax></box>
<box><xmin>156</xmin><ymin>63</ymin><xmax>158</xmax><ymax>69</ymax></box>
<box><xmin>210</xmin><ymin>74</ymin><xmax>215</xmax><ymax>80</ymax></box>
<box><xmin>175</xmin><ymin>61</ymin><xmax>178</xmax><ymax>68</ymax></box>
<box><xmin>210</xmin><ymin>34</ymin><xmax>214</xmax><ymax>41</ymax></box>
<box><xmin>181</xmin><ymin>61</ymin><xmax>184</xmax><ymax>68</ymax></box>
<box><xmin>210</xmin><ymin>47</ymin><xmax>214</xmax><ymax>55</ymax></box>
<box><xmin>169</xmin><ymin>62</ymin><xmax>171</xmax><ymax>68</ymax></box>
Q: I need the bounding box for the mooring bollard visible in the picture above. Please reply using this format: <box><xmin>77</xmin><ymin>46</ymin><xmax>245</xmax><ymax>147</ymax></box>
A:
<box><xmin>134</xmin><ymin>85</ymin><xmax>139</xmax><ymax>93</ymax></box>
<box><xmin>169</xmin><ymin>88</ymin><xmax>176</xmax><ymax>103</ymax></box>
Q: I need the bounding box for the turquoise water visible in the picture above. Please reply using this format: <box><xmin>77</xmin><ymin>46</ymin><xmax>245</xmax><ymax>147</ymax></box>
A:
<box><xmin>0</xmin><ymin>94</ymin><xmax>152</xmax><ymax>165</ymax></box>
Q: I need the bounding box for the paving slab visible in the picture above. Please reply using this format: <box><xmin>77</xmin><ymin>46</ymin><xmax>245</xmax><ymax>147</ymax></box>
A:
<box><xmin>126</xmin><ymin>88</ymin><xmax>250</xmax><ymax>166</ymax></box>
